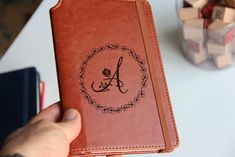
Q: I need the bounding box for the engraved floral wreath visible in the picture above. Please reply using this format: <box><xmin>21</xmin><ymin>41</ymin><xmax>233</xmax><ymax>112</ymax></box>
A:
<box><xmin>79</xmin><ymin>44</ymin><xmax>149</xmax><ymax>113</ymax></box>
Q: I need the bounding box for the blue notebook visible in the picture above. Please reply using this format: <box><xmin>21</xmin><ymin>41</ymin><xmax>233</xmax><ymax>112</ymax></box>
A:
<box><xmin>0</xmin><ymin>67</ymin><xmax>40</xmax><ymax>147</ymax></box>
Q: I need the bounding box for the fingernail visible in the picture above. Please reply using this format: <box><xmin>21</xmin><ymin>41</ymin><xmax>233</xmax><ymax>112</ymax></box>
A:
<box><xmin>63</xmin><ymin>109</ymin><xmax>78</xmax><ymax>121</ymax></box>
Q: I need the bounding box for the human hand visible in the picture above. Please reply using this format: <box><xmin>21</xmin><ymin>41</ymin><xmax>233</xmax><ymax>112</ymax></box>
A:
<box><xmin>0</xmin><ymin>103</ymin><xmax>122</xmax><ymax>157</ymax></box>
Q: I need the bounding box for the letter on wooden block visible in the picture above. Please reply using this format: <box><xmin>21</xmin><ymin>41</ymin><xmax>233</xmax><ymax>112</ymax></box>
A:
<box><xmin>212</xmin><ymin>6</ymin><xmax>235</xmax><ymax>23</ymax></box>
<box><xmin>230</xmin><ymin>37</ymin><xmax>235</xmax><ymax>53</ymax></box>
<box><xmin>186</xmin><ymin>39</ymin><xmax>204</xmax><ymax>52</ymax></box>
<box><xmin>208</xmin><ymin>20</ymin><xmax>235</xmax><ymax>45</ymax></box>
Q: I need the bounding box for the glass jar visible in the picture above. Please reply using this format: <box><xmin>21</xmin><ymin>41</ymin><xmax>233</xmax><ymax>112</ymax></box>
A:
<box><xmin>176</xmin><ymin>0</ymin><xmax>235</xmax><ymax>70</ymax></box>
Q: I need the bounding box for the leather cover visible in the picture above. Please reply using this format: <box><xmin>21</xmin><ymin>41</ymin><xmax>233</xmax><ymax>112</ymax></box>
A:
<box><xmin>50</xmin><ymin>0</ymin><xmax>179</xmax><ymax>156</ymax></box>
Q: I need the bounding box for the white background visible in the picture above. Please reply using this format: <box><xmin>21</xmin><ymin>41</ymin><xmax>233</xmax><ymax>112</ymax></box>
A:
<box><xmin>0</xmin><ymin>0</ymin><xmax>235</xmax><ymax>156</ymax></box>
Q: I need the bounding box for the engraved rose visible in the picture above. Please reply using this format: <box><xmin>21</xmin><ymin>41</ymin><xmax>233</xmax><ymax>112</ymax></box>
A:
<box><xmin>102</xmin><ymin>68</ymin><xmax>111</xmax><ymax>78</ymax></box>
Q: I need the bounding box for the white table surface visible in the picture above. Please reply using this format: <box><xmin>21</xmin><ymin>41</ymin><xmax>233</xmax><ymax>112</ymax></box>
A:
<box><xmin>1</xmin><ymin>0</ymin><xmax>235</xmax><ymax>157</ymax></box>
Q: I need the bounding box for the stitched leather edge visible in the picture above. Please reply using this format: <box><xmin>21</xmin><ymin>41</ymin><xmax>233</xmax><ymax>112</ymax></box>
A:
<box><xmin>70</xmin><ymin>147</ymin><xmax>162</xmax><ymax>156</ymax></box>
<box><xmin>70</xmin><ymin>145</ymin><xmax>165</xmax><ymax>151</ymax></box>
<box><xmin>56</xmin><ymin>0</ymin><xmax>180</xmax><ymax>154</ymax></box>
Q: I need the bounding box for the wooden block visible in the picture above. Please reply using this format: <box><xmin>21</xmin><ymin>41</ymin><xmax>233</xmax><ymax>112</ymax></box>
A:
<box><xmin>183</xmin><ymin>19</ymin><xmax>205</xmax><ymax>39</ymax></box>
<box><xmin>212</xmin><ymin>6</ymin><xmax>235</xmax><ymax>23</ymax></box>
<box><xmin>208</xmin><ymin>19</ymin><xmax>235</xmax><ymax>44</ymax></box>
<box><xmin>225</xmin><ymin>0</ymin><xmax>235</xmax><ymax>8</ymax></box>
<box><xmin>207</xmin><ymin>39</ymin><xmax>231</xmax><ymax>55</ymax></box>
<box><xmin>183</xmin><ymin>25</ymin><xmax>205</xmax><ymax>39</ymax></box>
<box><xmin>217</xmin><ymin>0</ymin><xmax>227</xmax><ymax>7</ymax></box>
<box><xmin>187</xmin><ymin>39</ymin><xmax>207</xmax><ymax>64</ymax></box>
<box><xmin>188</xmin><ymin>46</ymin><xmax>208</xmax><ymax>64</ymax></box>
<box><xmin>208</xmin><ymin>19</ymin><xmax>227</xmax><ymax>30</ymax></box>
<box><xmin>184</xmin><ymin>19</ymin><xmax>205</xmax><ymax>27</ymax></box>
<box><xmin>184</xmin><ymin>0</ymin><xmax>208</xmax><ymax>8</ymax></box>
<box><xmin>186</xmin><ymin>39</ymin><xmax>204</xmax><ymax>52</ymax></box>
<box><xmin>179</xmin><ymin>8</ymin><xmax>201</xmax><ymax>21</ymax></box>
<box><xmin>213</xmin><ymin>52</ymin><xmax>232</xmax><ymax>68</ymax></box>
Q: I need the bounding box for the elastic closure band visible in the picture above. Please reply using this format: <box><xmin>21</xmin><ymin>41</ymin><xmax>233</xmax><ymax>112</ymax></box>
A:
<box><xmin>135</xmin><ymin>0</ymin><xmax>172</xmax><ymax>152</ymax></box>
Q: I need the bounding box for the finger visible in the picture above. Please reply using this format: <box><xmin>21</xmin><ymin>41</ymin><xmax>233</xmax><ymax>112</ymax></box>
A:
<box><xmin>57</xmin><ymin>109</ymin><xmax>81</xmax><ymax>143</ymax></box>
<box><xmin>28</xmin><ymin>103</ymin><xmax>61</xmax><ymax>124</ymax></box>
<box><xmin>3</xmin><ymin>127</ymin><xmax>24</xmax><ymax>145</ymax></box>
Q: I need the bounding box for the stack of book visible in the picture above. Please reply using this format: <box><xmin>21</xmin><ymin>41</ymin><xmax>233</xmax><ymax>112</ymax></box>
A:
<box><xmin>0</xmin><ymin>67</ymin><xmax>44</xmax><ymax>147</ymax></box>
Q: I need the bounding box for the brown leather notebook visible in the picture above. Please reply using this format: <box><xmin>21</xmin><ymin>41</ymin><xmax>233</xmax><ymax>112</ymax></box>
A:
<box><xmin>50</xmin><ymin>0</ymin><xmax>179</xmax><ymax>156</ymax></box>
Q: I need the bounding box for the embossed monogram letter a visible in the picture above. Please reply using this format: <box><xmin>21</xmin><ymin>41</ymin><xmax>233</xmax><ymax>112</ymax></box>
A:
<box><xmin>91</xmin><ymin>57</ymin><xmax>128</xmax><ymax>94</ymax></box>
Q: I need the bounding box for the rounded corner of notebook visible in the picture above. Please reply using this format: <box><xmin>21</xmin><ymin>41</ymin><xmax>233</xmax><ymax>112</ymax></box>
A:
<box><xmin>50</xmin><ymin>0</ymin><xmax>64</xmax><ymax>12</ymax></box>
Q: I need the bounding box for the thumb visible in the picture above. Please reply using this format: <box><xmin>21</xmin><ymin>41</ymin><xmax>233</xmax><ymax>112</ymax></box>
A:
<box><xmin>57</xmin><ymin>109</ymin><xmax>81</xmax><ymax>143</ymax></box>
